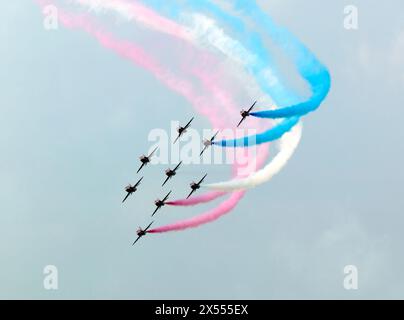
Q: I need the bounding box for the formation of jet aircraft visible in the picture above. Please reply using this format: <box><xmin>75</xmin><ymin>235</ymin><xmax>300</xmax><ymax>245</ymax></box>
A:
<box><xmin>124</xmin><ymin>102</ymin><xmax>257</xmax><ymax>245</ymax></box>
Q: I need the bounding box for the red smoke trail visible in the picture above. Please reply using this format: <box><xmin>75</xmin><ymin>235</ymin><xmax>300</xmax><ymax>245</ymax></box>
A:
<box><xmin>148</xmin><ymin>191</ymin><xmax>245</xmax><ymax>233</ymax></box>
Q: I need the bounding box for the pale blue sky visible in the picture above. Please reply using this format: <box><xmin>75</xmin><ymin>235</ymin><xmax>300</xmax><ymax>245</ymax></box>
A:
<box><xmin>0</xmin><ymin>0</ymin><xmax>403</xmax><ymax>299</ymax></box>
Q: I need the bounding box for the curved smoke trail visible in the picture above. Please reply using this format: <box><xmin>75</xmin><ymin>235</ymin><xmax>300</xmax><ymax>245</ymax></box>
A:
<box><xmin>35</xmin><ymin>0</ymin><xmax>331</xmax><ymax>234</ymax></box>
<box><xmin>236</xmin><ymin>0</ymin><xmax>331</xmax><ymax>119</ymax></box>
<box><xmin>205</xmin><ymin>123</ymin><xmax>302</xmax><ymax>191</ymax></box>
<box><xmin>208</xmin><ymin>1</ymin><xmax>330</xmax><ymax>147</ymax></box>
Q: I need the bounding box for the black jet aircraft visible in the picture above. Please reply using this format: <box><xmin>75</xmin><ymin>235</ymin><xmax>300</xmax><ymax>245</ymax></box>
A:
<box><xmin>173</xmin><ymin>117</ymin><xmax>194</xmax><ymax>144</ymax></box>
<box><xmin>122</xmin><ymin>177</ymin><xmax>143</xmax><ymax>203</ymax></box>
<box><xmin>187</xmin><ymin>174</ymin><xmax>207</xmax><ymax>199</ymax></box>
<box><xmin>133</xmin><ymin>221</ymin><xmax>154</xmax><ymax>245</ymax></box>
<box><xmin>152</xmin><ymin>191</ymin><xmax>172</xmax><ymax>217</ymax></box>
<box><xmin>200</xmin><ymin>131</ymin><xmax>219</xmax><ymax>156</ymax></box>
<box><xmin>237</xmin><ymin>101</ymin><xmax>257</xmax><ymax>127</ymax></box>
<box><xmin>162</xmin><ymin>162</ymin><xmax>182</xmax><ymax>187</ymax></box>
<box><xmin>137</xmin><ymin>147</ymin><xmax>158</xmax><ymax>173</ymax></box>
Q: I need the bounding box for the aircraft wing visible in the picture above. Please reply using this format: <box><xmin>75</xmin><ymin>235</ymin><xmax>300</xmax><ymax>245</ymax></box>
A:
<box><xmin>148</xmin><ymin>147</ymin><xmax>158</xmax><ymax>158</ymax></box>
<box><xmin>237</xmin><ymin>116</ymin><xmax>246</xmax><ymax>128</ymax></box>
<box><xmin>186</xmin><ymin>189</ymin><xmax>195</xmax><ymax>199</ymax></box>
<box><xmin>162</xmin><ymin>175</ymin><xmax>171</xmax><ymax>187</ymax></box>
<box><xmin>137</xmin><ymin>162</ymin><xmax>146</xmax><ymax>174</ymax></box>
<box><xmin>184</xmin><ymin>117</ymin><xmax>194</xmax><ymax>130</ymax></box>
<box><xmin>198</xmin><ymin>174</ymin><xmax>208</xmax><ymax>185</ymax></box>
<box><xmin>134</xmin><ymin>177</ymin><xmax>143</xmax><ymax>188</ymax></box>
<box><xmin>173</xmin><ymin>134</ymin><xmax>181</xmax><ymax>144</ymax></box>
<box><xmin>122</xmin><ymin>192</ymin><xmax>131</xmax><ymax>203</ymax></box>
<box><xmin>152</xmin><ymin>206</ymin><xmax>160</xmax><ymax>217</ymax></box>
<box><xmin>162</xmin><ymin>191</ymin><xmax>172</xmax><ymax>202</ymax></box>
<box><xmin>211</xmin><ymin>131</ymin><xmax>219</xmax><ymax>141</ymax></box>
<box><xmin>132</xmin><ymin>236</ymin><xmax>141</xmax><ymax>245</ymax></box>
<box><xmin>174</xmin><ymin>161</ymin><xmax>182</xmax><ymax>172</ymax></box>
<box><xmin>200</xmin><ymin>145</ymin><xmax>208</xmax><ymax>156</ymax></box>
<box><xmin>145</xmin><ymin>221</ymin><xmax>154</xmax><ymax>232</ymax></box>
<box><xmin>248</xmin><ymin>101</ymin><xmax>257</xmax><ymax>113</ymax></box>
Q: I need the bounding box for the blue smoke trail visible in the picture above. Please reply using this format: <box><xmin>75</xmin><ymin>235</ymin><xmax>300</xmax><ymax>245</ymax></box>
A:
<box><xmin>213</xmin><ymin>116</ymin><xmax>299</xmax><ymax>147</ymax></box>
<box><xmin>233</xmin><ymin>0</ymin><xmax>331</xmax><ymax>119</ymax></box>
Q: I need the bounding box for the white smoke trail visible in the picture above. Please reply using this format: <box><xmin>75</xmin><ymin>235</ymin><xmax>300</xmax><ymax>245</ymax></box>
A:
<box><xmin>204</xmin><ymin>123</ymin><xmax>302</xmax><ymax>191</ymax></box>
